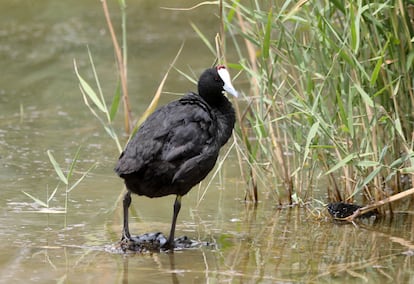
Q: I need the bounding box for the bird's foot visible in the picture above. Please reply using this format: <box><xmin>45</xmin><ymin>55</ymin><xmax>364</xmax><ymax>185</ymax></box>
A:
<box><xmin>112</xmin><ymin>234</ymin><xmax>203</xmax><ymax>253</ymax></box>
<box><xmin>119</xmin><ymin>232</ymin><xmax>168</xmax><ymax>252</ymax></box>
<box><xmin>161</xmin><ymin>236</ymin><xmax>197</xmax><ymax>251</ymax></box>
<box><xmin>160</xmin><ymin>240</ymin><xmax>175</xmax><ymax>252</ymax></box>
<box><xmin>119</xmin><ymin>231</ymin><xmax>135</xmax><ymax>252</ymax></box>
<box><xmin>121</xmin><ymin>227</ymin><xmax>132</xmax><ymax>240</ymax></box>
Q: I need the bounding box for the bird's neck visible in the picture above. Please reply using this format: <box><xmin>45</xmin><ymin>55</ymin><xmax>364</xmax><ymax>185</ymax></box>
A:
<box><xmin>212</xmin><ymin>96</ymin><xmax>236</xmax><ymax>146</ymax></box>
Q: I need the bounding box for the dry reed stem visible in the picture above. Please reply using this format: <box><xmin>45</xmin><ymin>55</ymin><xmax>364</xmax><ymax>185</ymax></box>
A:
<box><xmin>234</xmin><ymin>5</ymin><xmax>259</xmax><ymax>202</ymax></box>
<box><xmin>160</xmin><ymin>1</ymin><xmax>219</xmax><ymax>11</ymax></box>
<box><xmin>215</xmin><ymin>0</ymin><xmax>256</xmax><ymax>200</ymax></box>
<box><xmin>269</xmin><ymin>120</ymin><xmax>292</xmax><ymax>204</ymax></box>
<box><xmin>131</xmin><ymin>44</ymin><xmax>184</xmax><ymax>135</ymax></box>
<box><xmin>235</xmin><ymin>6</ymin><xmax>258</xmax><ymax>96</ymax></box>
<box><xmin>340</xmin><ymin>187</ymin><xmax>414</xmax><ymax>222</ymax></box>
<box><xmin>101</xmin><ymin>0</ymin><xmax>132</xmax><ymax>133</ymax></box>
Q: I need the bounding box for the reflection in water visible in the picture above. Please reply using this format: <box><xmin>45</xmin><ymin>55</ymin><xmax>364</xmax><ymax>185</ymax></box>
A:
<box><xmin>121</xmin><ymin>251</ymin><xmax>180</xmax><ymax>284</ymax></box>
<box><xmin>2</xmin><ymin>203</ymin><xmax>414</xmax><ymax>282</ymax></box>
<box><xmin>169</xmin><ymin>254</ymin><xmax>179</xmax><ymax>284</ymax></box>
<box><xmin>309</xmin><ymin>214</ymin><xmax>414</xmax><ymax>282</ymax></box>
<box><xmin>122</xmin><ymin>257</ymin><xmax>128</xmax><ymax>284</ymax></box>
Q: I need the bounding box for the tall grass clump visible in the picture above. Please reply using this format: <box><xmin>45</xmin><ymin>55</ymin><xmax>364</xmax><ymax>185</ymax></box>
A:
<box><xmin>220</xmin><ymin>0</ymin><xmax>414</xmax><ymax>210</ymax></box>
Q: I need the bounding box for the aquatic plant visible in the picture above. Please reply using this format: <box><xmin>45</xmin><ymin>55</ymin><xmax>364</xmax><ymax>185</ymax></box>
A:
<box><xmin>217</xmin><ymin>0</ymin><xmax>414</xmax><ymax>211</ymax></box>
<box><xmin>22</xmin><ymin>147</ymin><xmax>96</xmax><ymax>217</ymax></box>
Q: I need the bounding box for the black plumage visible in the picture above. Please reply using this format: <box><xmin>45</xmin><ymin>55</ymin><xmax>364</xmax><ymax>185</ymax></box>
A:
<box><xmin>115</xmin><ymin>66</ymin><xmax>238</xmax><ymax>249</ymax></box>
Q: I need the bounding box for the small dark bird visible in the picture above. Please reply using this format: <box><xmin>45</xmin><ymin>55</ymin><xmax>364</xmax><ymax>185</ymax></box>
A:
<box><xmin>115</xmin><ymin>66</ymin><xmax>238</xmax><ymax>249</ymax></box>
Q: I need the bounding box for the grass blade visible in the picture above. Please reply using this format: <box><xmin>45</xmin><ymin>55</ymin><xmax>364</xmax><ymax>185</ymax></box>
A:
<box><xmin>47</xmin><ymin>184</ymin><xmax>60</xmax><ymax>204</ymax></box>
<box><xmin>47</xmin><ymin>150</ymin><xmax>68</xmax><ymax>185</ymax></box>
<box><xmin>73</xmin><ymin>59</ymin><xmax>106</xmax><ymax>113</ymax></box>
<box><xmin>370</xmin><ymin>55</ymin><xmax>383</xmax><ymax>86</ymax></box>
<box><xmin>262</xmin><ymin>8</ymin><xmax>272</xmax><ymax>60</ymax></box>
<box><xmin>67</xmin><ymin>163</ymin><xmax>97</xmax><ymax>193</ymax></box>
<box><xmin>190</xmin><ymin>22</ymin><xmax>216</xmax><ymax>56</ymax></box>
<box><xmin>354</xmin><ymin>83</ymin><xmax>374</xmax><ymax>107</ymax></box>
<box><xmin>325</xmin><ymin>153</ymin><xmax>357</xmax><ymax>175</ymax></box>
<box><xmin>302</xmin><ymin>122</ymin><xmax>319</xmax><ymax>167</ymax></box>
<box><xmin>357</xmin><ymin>166</ymin><xmax>383</xmax><ymax>191</ymax></box>
<box><xmin>22</xmin><ymin>191</ymin><xmax>48</xmax><ymax>207</ymax></box>
<box><xmin>109</xmin><ymin>80</ymin><xmax>122</xmax><ymax>121</ymax></box>
<box><xmin>67</xmin><ymin>145</ymin><xmax>82</xmax><ymax>182</ymax></box>
<box><xmin>350</xmin><ymin>3</ymin><xmax>359</xmax><ymax>53</ymax></box>
<box><xmin>87</xmin><ymin>46</ymin><xmax>109</xmax><ymax>121</ymax></box>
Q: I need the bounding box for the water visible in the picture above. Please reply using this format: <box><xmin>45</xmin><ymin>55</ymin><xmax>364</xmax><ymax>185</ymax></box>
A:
<box><xmin>1</xmin><ymin>1</ymin><xmax>414</xmax><ymax>283</ymax></box>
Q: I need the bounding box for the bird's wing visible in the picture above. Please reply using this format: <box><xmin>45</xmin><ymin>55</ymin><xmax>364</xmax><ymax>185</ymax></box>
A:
<box><xmin>114</xmin><ymin>105</ymin><xmax>171</xmax><ymax>175</ymax></box>
<box><xmin>162</xmin><ymin>102</ymin><xmax>220</xmax><ymax>184</ymax></box>
<box><xmin>115</xmin><ymin>97</ymin><xmax>217</xmax><ymax>177</ymax></box>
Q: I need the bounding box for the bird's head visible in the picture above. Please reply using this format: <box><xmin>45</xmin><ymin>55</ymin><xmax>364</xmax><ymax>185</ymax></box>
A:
<box><xmin>198</xmin><ymin>66</ymin><xmax>238</xmax><ymax>103</ymax></box>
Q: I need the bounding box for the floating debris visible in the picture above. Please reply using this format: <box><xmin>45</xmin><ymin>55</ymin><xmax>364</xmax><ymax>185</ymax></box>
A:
<box><xmin>328</xmin><ymin>188</ymin><xmax>414</xmax><ymax>221</ymax></box>
<box><xmin>105</xmin><ymin>232</ymin><xmax>211</xmax><ymax>254</ymax></box>
<box><xmin>327</xmin><ymin>202</ymin><xmax>378</xmax><ymax>219</ymax></box>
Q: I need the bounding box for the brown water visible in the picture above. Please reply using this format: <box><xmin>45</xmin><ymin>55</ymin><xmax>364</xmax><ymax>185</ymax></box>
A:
<box><xmin>1</xmin><ymin>1</ymin><xmax>414</xmax><ymax>283</ymax></box>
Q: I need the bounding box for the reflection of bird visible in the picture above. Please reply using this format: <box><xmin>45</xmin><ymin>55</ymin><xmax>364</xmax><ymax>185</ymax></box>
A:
<box><xmin>115</xmin><ymin>66</ymin><xmax>238</xmax><ymax>249</ymax></box>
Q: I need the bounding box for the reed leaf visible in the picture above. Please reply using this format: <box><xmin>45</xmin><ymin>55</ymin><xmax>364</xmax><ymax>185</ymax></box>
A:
<box><xmin>87</xmin><ymin>46</ymin><xmax>109</xmax><ymax>121</ymax></box>
<box><xmin>190</xmin><ymin>22</ymin><xmax>216</xmax><ymax>56</ymax></box>
<box><xmin>354</xmin><ymin>83</ymin><xmax>374</xmax><ymax>108</ymax></box>
<box><xmin>22</xmin><ymin>191</ymin><xmax>48</xmax><ymax>208</ymax></box>
<box><xmin>47</xmin><ymin>150</ymin><xmax>68</xmax><ymax>185</ymax></box>
<box><xmin>357</xmin><ymin>165</ymin><xmax>383</xmax><ymax>191</ymax></box>
<box><xmin>325</xmin><ymin>153</ymin><xmax>357</xmax><ymax>176</ymax></box>
<box><xmin>73</xmin><ymin>60</ymin><xmax>106</xmax><ymax>113</ymax></box>
<box><xmin>109</xmin><ymin>81</ymin><xmax>122</xmax><ymax>122</ymax></box>
<box><xmin>302</xmin><ymin>121</ymin><xmax>319</xmax><ymax>168</ymax></box>
<box><xmin>67</xmin><ymin>163</ymin><xmax>97</xmax><ymax>193</ymax></box>
<box><xmin>262</xmin><ymin>8</ymin><xmax>272</xmax><ymax>60</ymax></box>
<box><xmin>67</xmin><ymin>145</ymin><xmax>82</xmax><ymax>183</ymax></box>
<box><xmin>47</xmin><ymin>184</ymin><xmax>60</xmax><ymax>204</ymax></box>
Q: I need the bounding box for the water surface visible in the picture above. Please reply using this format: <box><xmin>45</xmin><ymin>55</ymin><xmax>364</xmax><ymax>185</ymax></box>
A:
<box><xmin>1</xmin><ymin>1</ymin><xmax>414</xmax><ymax>283</ymax></box>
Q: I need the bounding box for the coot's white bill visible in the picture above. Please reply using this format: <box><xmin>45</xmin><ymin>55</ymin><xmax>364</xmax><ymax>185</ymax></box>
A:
<box><xmin>217</xmin><ymin>66</ymin><xmax>238</xmax><ymax>97</ymax></box>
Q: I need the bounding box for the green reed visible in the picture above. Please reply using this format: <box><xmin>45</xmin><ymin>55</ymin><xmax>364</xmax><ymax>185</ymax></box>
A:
<box><xmin>23</xmin><ymin>0</ymin><xmax>128</xmax><ymax>216</ymax></box>
<box><xmin>23</xmin><ymin>147</ymin><xmax>96</xmax><ymax>216</ymax></box>
<box><xmin>219</xmin><ymin>0</ymin><xmax>414</xmax><ymax>209</ymax></box>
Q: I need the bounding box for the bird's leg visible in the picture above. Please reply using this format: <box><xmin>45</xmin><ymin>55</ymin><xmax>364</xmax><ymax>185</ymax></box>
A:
<box><xmin>164</xmin><ymin>195</ymin><xmax>182</xmax><ymax>250</ymax></box>
<box><xmin>121</xmin><ymin>190</ymin><xmax>132</xmax><ymax>241</ymax></box>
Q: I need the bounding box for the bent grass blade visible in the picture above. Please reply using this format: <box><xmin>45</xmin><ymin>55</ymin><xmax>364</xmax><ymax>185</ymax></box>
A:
<box><xmin>47</xmin><ymin>150</ymin><xmax>68</xmax><ymax>185</ymax></box>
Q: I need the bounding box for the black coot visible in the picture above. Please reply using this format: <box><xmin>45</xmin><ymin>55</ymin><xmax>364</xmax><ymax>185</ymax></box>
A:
<box><xmin>114</xmin><ymin>65</ymin><xmax>238</xmax><ymax>249</ymax></box>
